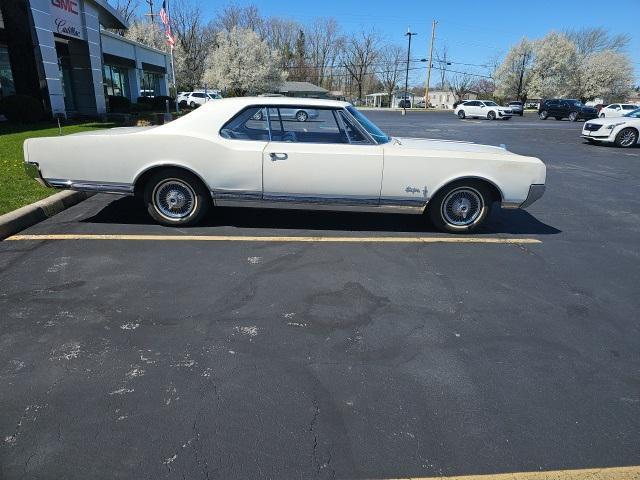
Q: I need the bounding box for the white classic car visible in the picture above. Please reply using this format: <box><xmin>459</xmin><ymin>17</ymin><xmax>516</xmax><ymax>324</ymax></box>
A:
<box><xmin>582</xmin><ymin>108</ymin><xmax>640</xmax><ymax>148</ymax></box>
<box><xmin>24</xmin><ymin>97</ymin><xmax>546</xmax><ymax>233</ymax></box>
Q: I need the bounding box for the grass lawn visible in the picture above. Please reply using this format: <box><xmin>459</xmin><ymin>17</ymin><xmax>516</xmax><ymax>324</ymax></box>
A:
<box><xmin>0</xmin><ymin>121</ymin><xmax>115</xmax><ymax>216</ymax></box>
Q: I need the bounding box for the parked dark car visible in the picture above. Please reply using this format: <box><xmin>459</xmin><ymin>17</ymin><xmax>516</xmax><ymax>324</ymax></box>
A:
<box><xmin>538</xmin><ymin>99</ymin><xmax>598</xmax><ymax>122</ymax></box>
<box><xmin>507</xmin><ymin>101</ymin><xmax>524</xmax><ymax>116</ymax></box>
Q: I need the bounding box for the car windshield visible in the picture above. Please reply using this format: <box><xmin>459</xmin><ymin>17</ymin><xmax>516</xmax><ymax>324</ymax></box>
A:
<box><xmin>484</xmin><ymin>101</ymin><xmax>498</xmax><ymax>107</ymax></box>
<box><xmin>346</xmin><ymin>106</ymin><xmax>390</xmax><ymax>144</ymax></box>
<box><xmin>623</xmin><ymin>108</ymin><xmax>640</xmax><ymax>118</ymax></box>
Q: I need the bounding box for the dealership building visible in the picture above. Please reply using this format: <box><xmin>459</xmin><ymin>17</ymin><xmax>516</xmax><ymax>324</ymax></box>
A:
<box><xmin>0</xmin><ymin>0</ymin><xmax>170</xmax><ymax>117</ymax></box>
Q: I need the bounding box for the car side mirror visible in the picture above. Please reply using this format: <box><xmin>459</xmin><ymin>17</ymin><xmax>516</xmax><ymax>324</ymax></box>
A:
<box><xmin>480</xmin><ymin>105</ymin><xmax>485</xmax><ymax>108</ymax></box>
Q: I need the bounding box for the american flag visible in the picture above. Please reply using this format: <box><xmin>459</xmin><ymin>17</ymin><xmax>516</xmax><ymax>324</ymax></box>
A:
<box><xmin>159</xmin><ymin>1</ymin><xmax>175</xmax><ymax>47</ymax></box>
<box><xmin>159</xmin><ymin>1</ymin><xmax>169</xmax><ymax>25</ymax></box>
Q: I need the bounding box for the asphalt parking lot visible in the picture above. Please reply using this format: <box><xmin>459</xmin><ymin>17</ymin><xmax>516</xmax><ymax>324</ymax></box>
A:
<box><xmin>1</xmin><ymin>111</ymin><xmax>639</xmax><ymax>479</ymax></box>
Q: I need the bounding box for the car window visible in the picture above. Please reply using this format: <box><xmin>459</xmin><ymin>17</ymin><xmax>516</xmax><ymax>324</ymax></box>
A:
<box><xmin>623</xmin><ymin>108</ymin><xmax>640</xmax><ymax>118</ymax></box>
<box><xmin>192</xmin><ymin>93</ymin><xmax>206</xmax><ymax>98</ymax></box>
<box><xmin>622</xmin><ymin>105</ymin><xmax>636</xmax><ymax>110</ymax></box>
<box><xmin>220</xmin><ymin>106</ymin><xmax>270</xmax><ymax>141</ymax></box>
<box><xmin>466</xmin><ymin>101</ymin><xmax>480</xmax><ymax>106</ymax></box>
<box><xmin>484</xmin><ymin>101</ymin><xmax>498</xmax><ymax>107</ymax></box>
<box><xmin>271</xmin><ymin>108</ymin><xmax>349</xmax><ymax>144</ymax></box>
<box><xmin>346</xmin><ymin>106</ymin><xmax>389</xmax><ymax>143</ymax></box>
<box><xmin>337</xmin><ymin>111</ymin><xmax>369</xmax><ymax>144</ymax></box>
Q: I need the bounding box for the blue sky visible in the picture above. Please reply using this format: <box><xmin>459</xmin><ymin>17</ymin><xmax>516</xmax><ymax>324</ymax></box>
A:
<box><xmin>198</xmin><ymin>0</ymin><xmax>640</xmax><ymax>84</ymax></box>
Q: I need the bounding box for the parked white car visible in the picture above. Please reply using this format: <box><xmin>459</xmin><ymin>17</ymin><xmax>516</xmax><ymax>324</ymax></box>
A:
<box><xmin>455</xmin><ymin>100</ymin><xmax>513</xmax><ymax>120</ymax></box>
<box><xmin>24</xmin><ymin>97</ymin><xmax>546</xmax><ymax>233</ymax></box>
<box><xmin>598</xmin><ymin>103</ymin><xmax>639</xmax><ymax>118</ymax></box>
<box><xmin>582</xmin><ymin>108</ymin><xmax>640</xmax><ymax>148</ymax></box>
<box><xmin>181</xmin><ymin>92</ymin><xmax>221</xmax><ymax>108</ymax></box>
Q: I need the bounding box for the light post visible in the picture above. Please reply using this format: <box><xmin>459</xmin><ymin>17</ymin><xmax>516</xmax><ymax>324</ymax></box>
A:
<box><xmin>403</xmin><ymin>28</ymin><xmax>417</xmax><ymax>115</ymax></box>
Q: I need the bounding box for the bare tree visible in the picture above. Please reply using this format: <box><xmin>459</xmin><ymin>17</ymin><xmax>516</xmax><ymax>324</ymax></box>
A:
<box><xmin>171</xmin><ymin>0</ymin><xmax>216</xmax><ymax>90</ymax></box>
<box><xmin>565</xmin><ymin>27</ymin><xmax>630</xmax><ymax>56</ymax></box>
<box><xmin>450</xmin><ymin>74</ymin><xmax>474</xmax><ymax>102</ymax></box>
<box><xmin>262</xmin><ymin>17</ymin><xmax>301</xmax><ymax>70</ymax></box>
<box><xmin>305</xmin><ymin>18</ymin><xmax>343</xmax><ymax>88</ymax></box>
<box><xmin>435</xmin><ymin>44</ymin><xmax>449</xmax><ymax>89</ymax></box>
<box><xmin>341</xmin><ymin>30</ymin><xmax>381</xmax><ymax>102</ymax></box>
<box><xmin>111</xmin><ymin>0</ymin><xmax>139</xmax><ymax>33</ymax></box>
<box><xmin>214</xmin><ymin>4</ymin><xmax>264</xmax><ymax>34</ymax></box>
<box><xmin>377</xmin><ymin>45</ymin><xmax>403</xmax><ymax>107</ymax></box>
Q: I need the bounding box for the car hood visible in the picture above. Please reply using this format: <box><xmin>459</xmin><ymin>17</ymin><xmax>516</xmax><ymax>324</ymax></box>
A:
<box><xmin>393</xmin><ymin>137</ymin><xmax>511</xmax><ymax>155</ymax></box>
<box><xmin>584</xmin><ymin>116</ymin><xmax>639</xmax><ymax>126</ymax></box>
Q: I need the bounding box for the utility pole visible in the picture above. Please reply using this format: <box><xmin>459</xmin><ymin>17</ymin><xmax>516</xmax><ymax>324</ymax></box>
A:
<box><xmin>403</xmin><ymin>28</ymin><xmax>417</xmax><ymax>116</ymax></box>
<box><xmin>144</xmin><ymin>0</ymin><xmax>155</xmax><ymax>22</ymax></box>
<box><xmin>423</xmin><ymin>20</ymin><xmax>437</xmax><ymax>109</ymax></box>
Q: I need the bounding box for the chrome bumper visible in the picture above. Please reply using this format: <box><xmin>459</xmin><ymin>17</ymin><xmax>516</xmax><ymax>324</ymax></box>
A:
<box><xmin>24</xmin><ymin>161</ymin><xmax>50</xmax><ymax>187</ymax></box>
<box><xmin>520</xmin><ymin>184</ymin><xmax>545</xmax><ymax>208</ymax></box>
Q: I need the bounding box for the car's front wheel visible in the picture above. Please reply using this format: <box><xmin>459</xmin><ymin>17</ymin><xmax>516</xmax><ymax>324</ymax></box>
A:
<box><xmin>144</xmin><ymin>169</ymin><xmax>210</xmax><ymax>227</ymax></box>
<box><xmin>539</xmin><ymin>110</ymin><xmax>548</xmax><ymax>120</ymax></box>
<box><xmin>428</xmin><ymin>181</ymin><xmax>493</xmax><ymax>233</ymax></box>
<box><xmin>487</xmin><ymin>111</ymin><xmax>496</xmax><ymax>120</ymax></box>
<box><xmin>569</xmin><ymin>112</ymin><xmax>578</xmax><ymax>122</ymax></box>
<box><xmin>190</xmin><ymin>101</ymin><xmax>197</xmax><ymax>108</ymax></box>
<box><xmin>600</xmin><ymin>113</ymin><xmax>606</xmax><ymax>118</ymax></box>
<box><xmin>457</xmin><ymin>110</ymin><xmax>465</xmax><ymax>119</ymax></box>
<box><xmin>614</xmin><ymin>127</ymin><xmax>638</xmax><ymax>148</ymax></box>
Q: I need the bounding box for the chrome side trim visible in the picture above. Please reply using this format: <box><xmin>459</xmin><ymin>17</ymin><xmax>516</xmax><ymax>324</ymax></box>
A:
<box><xmin>519</xmin><ymin>184</ymin><xmax>545</xmax><ymax>209</ymax></box>
<box><xmin>46</xmin><ymin>179</ymin><xmax>134</xmax><ymax>195</ymax></box>
<box><xmin>212</xmin><ymin>189</ymin><xmax>262</xmax><ymax>202</ymax></box>
<box><xmin>263</xmin><ymin>193</ymin><xmax>380</xmax><ymax>206</ymax></box>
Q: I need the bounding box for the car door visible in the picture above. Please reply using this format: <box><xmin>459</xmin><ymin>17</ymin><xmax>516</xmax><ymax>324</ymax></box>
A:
<box><xmin>262</xmin><ymin>107</ymin><xmax>384</xmax><ymax>208</ymax></box>
<box><xmin>214</xmin><ymin>106</ymin><xmax>271</xmax><ymax>203</ymax></box>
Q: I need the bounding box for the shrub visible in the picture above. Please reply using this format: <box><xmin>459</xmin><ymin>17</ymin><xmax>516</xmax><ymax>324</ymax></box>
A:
<box><xmin>136</xmin><ymin>96</ymin><xmax>154</xmax><ymax>107</ymax></box>
<box><xmin>107</xmin><ymin>95</ymin><xmax>131</xmax><ymax>113</ymax></box>
<box><xmin>151</xmin><ymin>95</ymin><xmax>175</xmax><ymax>111</ymax></box>
<box><xmin>130</xmin><ymin>102</ymin><xmax>152</xmax><ymax>113</ymax></box>
<box><xmin>0</xmin><ymin>95</ymin><xmax>44</xmax><ymax>123</ymax></box>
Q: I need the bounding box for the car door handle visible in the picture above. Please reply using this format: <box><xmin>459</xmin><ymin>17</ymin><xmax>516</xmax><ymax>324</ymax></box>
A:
<box><xmin>270</xmin><ymin>153</ymin><xmax>288</xmax><ymax>161</ymax></box>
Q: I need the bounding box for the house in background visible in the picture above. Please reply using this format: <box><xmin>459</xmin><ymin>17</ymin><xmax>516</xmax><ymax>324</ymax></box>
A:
<box><xmin>0</xmin><ymin>0</ymin><xmax>170</xmax><ymax>118</ymax></box>
<box><xmin>276</xmin><ymin>81</ymin><xmax>329</xmax><ymax>98</ymax></box>
<box><xmin>427</xmin><ymin>89</ymin><xmax>477</xmax><ymax>109</ymax></box>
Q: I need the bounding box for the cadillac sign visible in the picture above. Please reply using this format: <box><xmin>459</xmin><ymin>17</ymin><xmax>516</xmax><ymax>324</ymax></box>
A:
<box><xmin>50</xmin><ymin>0</ymin><xmax>85</xmax><ymax>40</ymax></box>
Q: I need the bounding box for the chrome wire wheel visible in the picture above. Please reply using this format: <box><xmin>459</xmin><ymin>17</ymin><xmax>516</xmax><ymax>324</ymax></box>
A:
<box><xmin>441</xmin><ymin>187</ymin><xmax>484</xmax><ymax>227</ymax></box>
<box><xmin>617</xmin><ymin>128</ymin><xmax>638</xmax><ymax>147</ymax></box>
<box><xmin>152</xmin><ymin>178</ymin><xmax>197</xmax><ymax>220</ymax></box>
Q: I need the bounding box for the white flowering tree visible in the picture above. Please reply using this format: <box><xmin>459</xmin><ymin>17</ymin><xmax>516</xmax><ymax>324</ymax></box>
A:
<box><xmin>494</xmin><ymin>39</ymin><xmax>534</xmax><ymax>101</ymax></box>
<box><xmin>203</xmin><ymin>27</ymin><xmax>285</xmax><ymax>96</ymax></box>
<box><xmin>583</xmin><ymin>51</ymin><xmax>635</xmax><ymax>101</ymax></box>
<box><xmin>497</xmin><ymin>29</ymin><xmax>635</xmax><ymax>102</ymax></box>
<box><xmin>528</xmin><ymin>32</ymin><xmax>580</xmax><ymax>99</ymax></box>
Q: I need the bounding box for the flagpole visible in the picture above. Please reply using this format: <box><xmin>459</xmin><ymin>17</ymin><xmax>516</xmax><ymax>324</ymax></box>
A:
<box><xmin>166</xmin><ymin>0</ymin><xmax>178</xmax><ymax>113</ymax></box>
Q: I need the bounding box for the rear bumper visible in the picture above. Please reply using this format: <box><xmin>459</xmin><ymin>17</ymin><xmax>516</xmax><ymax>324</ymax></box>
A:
<box><xmin>519</xmin><ymin>184</ymin><xmax>545</xmax><ymax>208</ymax></box>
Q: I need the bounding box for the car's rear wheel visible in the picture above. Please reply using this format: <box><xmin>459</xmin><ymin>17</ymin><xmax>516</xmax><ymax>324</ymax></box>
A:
<box><xmin>487</xmin><ymin>111</ymin><xmax>496</xmax><ymax>120</ymax></box>
<box><xmin>614</xmin><ymin>127</ymin><xmax>638</xmax><ymax>148</ymax></box>
<box><xmin>144</xmin><ymin>169</ymin><xmax>210</xmax><ymax>227</ymax></box>
<box><xmin>428</xmin><ymin>180</ymin><xmax>493</xmax><ymax>233</ymax></box>
<box><xmin>569</xmin><ymin>112</ymin><xmax>578</xmax><ymax>122</ymax></box>
<box><xmin>539</xmin><ymin>110</ymin><xmax>548</xmax><ymax>120</ymax></box>
<box><xmin>190</xmin><ymin>101</ymin><xmax>197</xmax><ymax>108</ymax></box>
<box><xmin>457</xmin><ymin>110</ymin><xmax>466</xmax><ymax>119</ymax></box>
<box><xmin>296</xmin><ymin>110</ymin><xmax>309</xmax><ymax>122</ymax></box>
<box><xmin>600</xmin><ymin>113</ymin><xmax>606</xmax><ymax>118</ymax></box>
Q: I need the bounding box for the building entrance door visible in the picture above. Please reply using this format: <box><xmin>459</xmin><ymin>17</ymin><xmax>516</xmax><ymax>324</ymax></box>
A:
<box><xmin>55</xmin><ymin>41</ymin><xmax>76</xmax><ymax>113</ymax></box>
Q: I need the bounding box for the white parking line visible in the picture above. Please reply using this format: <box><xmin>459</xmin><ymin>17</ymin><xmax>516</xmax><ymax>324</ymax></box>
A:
<box><xmin>6</xmin><ymin>234</ymin><xmax>542</xmax><ymax>244</ymax></box>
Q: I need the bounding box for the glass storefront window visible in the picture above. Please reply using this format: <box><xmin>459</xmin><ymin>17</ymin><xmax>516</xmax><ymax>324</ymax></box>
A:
<box><xmin>0</xmin><ymin>45</ymin><xmax>16</xmax><ymax>98</ymax></box>
<box><xmin>103</xmin><ymin>64</ymin><xmax>129</xmax><ymax>98</ymax></box>
<box><xmin>140</xmin><ymin>70</ymin><xmax>160</xmax><ymax>97</ymax></box>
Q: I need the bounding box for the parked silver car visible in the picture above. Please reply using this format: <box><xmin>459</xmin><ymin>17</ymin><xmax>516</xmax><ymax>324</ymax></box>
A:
<box><xmin>254</xmin><ymin>108</ymin><xmax>319</xmax><ymax>122</ymax></box>
<box><xmin>507</xmin><ymin>101</ymin><xmax>524</xmax><ymax>116</ymax></box>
